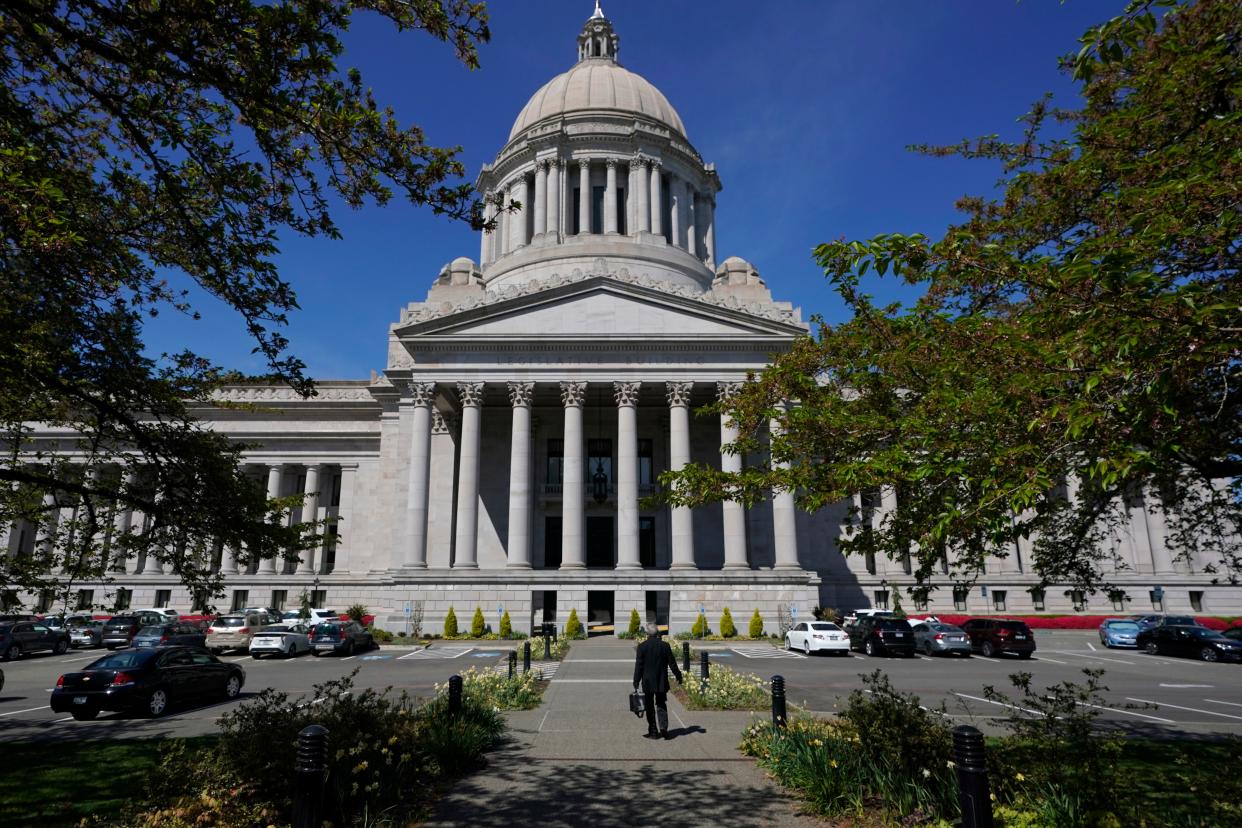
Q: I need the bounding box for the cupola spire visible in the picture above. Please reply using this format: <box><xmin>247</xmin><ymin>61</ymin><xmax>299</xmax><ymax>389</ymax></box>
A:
<box><xmin>578</xmin><ymin>3</ymin><xmax>619</xmax><ymax>62</ymax></box>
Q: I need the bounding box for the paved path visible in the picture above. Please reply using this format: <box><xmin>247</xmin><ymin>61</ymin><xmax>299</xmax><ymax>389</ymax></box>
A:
<box><xmin>427</xmin><ymin>636</ymin><xmax>818</xmax><ymax>828</ymax></box>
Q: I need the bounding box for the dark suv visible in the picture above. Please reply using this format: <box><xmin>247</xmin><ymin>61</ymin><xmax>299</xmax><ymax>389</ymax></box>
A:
<box><xmin>101</xmin><ymin>611</ymin><xmax>167</xmax><ymax>650</ymax></box>
<box><xmin>960</xmin><ymin>618</ymin><xmax>1036</xmax><ymax>658</ymax></box>
<box><xmin>848</xmin><ymin>617</ymin><xmax>916</xmax><ymax>657</ymax></box>
<box><xmin>1</xmin><ymin>621</ymin><xmax>71</xmax><ymax>660</ymax></box>
<box><xmin>310</xmin><ymin>621</ymin><xmax>375</xmax><ymax>656</ymax></box>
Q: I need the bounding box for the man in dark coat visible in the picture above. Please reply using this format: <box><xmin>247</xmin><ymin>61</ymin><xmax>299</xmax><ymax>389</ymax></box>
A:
<box><xmin>633</xmin><ymin>623</ymin><xmax>683</xmax><ymax>739</ymax></box>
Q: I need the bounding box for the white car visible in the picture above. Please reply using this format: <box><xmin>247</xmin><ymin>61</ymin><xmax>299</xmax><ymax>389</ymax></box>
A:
<box><xmin>249</xmin><ymin>623</ymin><xmax>313</xmax><ymax>659</ymax></box>
<box><xmin>786</xmin><ymin>621</ymin><xmax>851</xmax><ymax>655</ymax></box>
<box><xmin>280</xmin><ymin>609</ymin><xmax>339</xmax><ymax>623</ymax></box>
<box><xmin>135</xmin><ymin>608</ymin><xmax>180</xmax><ymax>620</ymax></box>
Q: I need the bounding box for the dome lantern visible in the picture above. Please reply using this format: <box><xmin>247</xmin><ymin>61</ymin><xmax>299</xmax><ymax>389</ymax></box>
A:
<box><xmin>578</xmin><ymin>2</ymin><xmax>619</xmax><ymax>63</ymax></box>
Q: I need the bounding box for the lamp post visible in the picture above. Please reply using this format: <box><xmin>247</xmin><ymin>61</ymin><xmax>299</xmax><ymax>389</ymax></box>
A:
<box><xmin>879</xmin><ymin>578</ymin><xmax>888</xmax><ymax>609</ymax></box>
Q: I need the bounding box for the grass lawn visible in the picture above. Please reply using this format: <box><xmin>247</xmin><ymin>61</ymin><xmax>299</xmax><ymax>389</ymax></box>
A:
<box><xmin>1113</xmin><ymin>738</ymin><xmax>1242</xmax><ymax>826</ymax></box>
<box><xmin>0</xmin><ymin>737</ymin><xmax>217</xmax><ymax>828</ymax></box>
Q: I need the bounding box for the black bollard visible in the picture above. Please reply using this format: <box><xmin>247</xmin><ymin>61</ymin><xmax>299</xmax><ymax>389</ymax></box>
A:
<box><xmin>523</xmin><ymin>640</ymin><xmax>531</xmax><ymax>673</ymax></box>
<box><xmin>543</xmin><ymin>632</ymin><xmax>552</xmax><ymax>660</ymax></box>
<box><xmin>953</xmin><ymin>725</ymin><xmax>995</xmax><ymax>828</ymax></box>
<box><xmin>291</xmin><ymin>724</ymin><xmax>329</xmax><ymax>828</ymax></box>
<box><xmin>699</xmin><ymin>651</ymin><xmax>709</xmax><ymax>692</ymax></box>
<box><xmin>448</xmin><ymin>674</ymin><xmax>463</xmax><ymax>717</ymax></box>
<box><xmin>508</xmin><ymin>650</ymin><xmax>517</xmax><ymax>679</ymax></box>
<box><xmin>771</xmin><ymin>675</ymin><xmax>787</xmax><ymax>728</ymax></box>
<box><xmin>682</xmin><ymin>641</ymin><xmax>691</xmax><ymax>673</ymax></box>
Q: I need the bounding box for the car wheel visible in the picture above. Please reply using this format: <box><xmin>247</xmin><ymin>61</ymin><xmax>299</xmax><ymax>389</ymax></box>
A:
<box><xmin>71</xmin><ymin>708</ymin><xmax>99</xmax><ymax>721</ymax></box>
<box><xmin>53</xmin><ymin>638</ymin><xmax>69</xmax><ymax>655</ymax></box>
<box><xmin>981</xmin><ymin>642</ymin><xmax>996</xmax><ymax>658</ymax></box>
<box><xmin>1200</xmin><ymin>647</ymin><xmax>1218</xmax><ymax>663</ymax></box>
<box><xmin>251</xmin><ymin>653</ymin><xmax>260</xmax><ymax>659</ymax></box>
<box><xmin>923</xmin><ymin>642</ymin><xmax>935</xmax><ymax>656</ymax></box>
<box><xmin>785</xmin><ymin>637</ymin><xmax>792</xmax><ymax>651</ymax></box>
<box><xmin>864</xmin><ymin>640</ymin><xmax>876</xmax><ymax>657</ymax></box>
<box><xmin>146</xmin><ymin>688</ymin><xmax>169</xmax><ymax>718</ymax></box>
<box><xmin>804</xmin><ymin>641</ymin><xmax>812</xmax><ymax>656</ymax></box>
<box><xmin>345</xmin><ymin>641</ymin><xmax>355</xmax><ymax>657</ymax></box>
<box><xmin>313</xmin><ymin>650</ymin><xmax>322</xmax><ymax>657</ymax></box>
<box><xmin>2</xmin><ymin>644</ymin><xmax>19</xmax><ymax>661</ymax></box>
<box><xmin>224</xmin><ymin>675</ymin><xmax>242</xmax><ymax>699</ymax></box>
<box><xmin>1145</xmin><ymin>641</ymin><xmax>1160</xmax><ymax>655</ymax></box>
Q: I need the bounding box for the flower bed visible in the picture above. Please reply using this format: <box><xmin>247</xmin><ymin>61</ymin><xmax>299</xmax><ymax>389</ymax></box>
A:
<box><xmin>908</xmin><ymin>613</ymin><xmax>1238</xmax><ymax>630</ymax></box>
<box><xmin>674</xmin><ymin>663</ymin><xmax>769</xmax><ymax>710</ymax></box>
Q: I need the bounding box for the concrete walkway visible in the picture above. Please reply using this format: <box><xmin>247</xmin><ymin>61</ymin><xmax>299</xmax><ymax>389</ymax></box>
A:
<box><xmin>426</xmin><ymin>636</ymin><xmax>819</xmax><ymax>828</ymax></box>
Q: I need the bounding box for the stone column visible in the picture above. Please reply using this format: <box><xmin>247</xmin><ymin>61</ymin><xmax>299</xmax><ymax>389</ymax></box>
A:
<box><xmin>220</xmin><ymin>542</ymin><xmax>239</xmax><ymax>576</ymax></box>
<box><xmin>109</xmin><ymin>468</ymin><xmax>137</xmax><ymax>573</ymax></box>
<box><xmin>635</xmin><ymin>158</ymin><xmax>651</xmax><ymax>234</ymax></box>
<box><xmin>615</xmin><ymin>381</ymin><xmax>641</xmax><ymax>569</ymax></box>
<box><xmin>704</xmin><ymin>196</ymin><xmax>716</xmax><ymax>268</ymax></box>
<box><xmin>480</xmin><ymin>193</ymin><xmax>495</xmax><ymax>266</ymax></box>
<box><xmin>547</xmin><ymin>160</ymin><xmax>561</xmax><ymax>238</ymax></box>
<box><xmin>507</xmin><ymin>179</ymin><xmax>523</xmax><ymax>253</ymax></box>
<box><xmin>604</xmin><ymin>159</ymin><xmax>619</xmax><ymax>234</ymax></box>
<box><xmin>668</xmin><ymin>174</ymin><xmax>682</xmax><ymax>248</ymax></box>
<box><xmin>1143</xmin><ymin>489</ymin><xmax>1176</xmax><ymax>574</ymax></box>
<box><xmin>533</xmin><ymin>161</ymin><xmax>548</xmax><ymax>239</ymax></box>
<box><xmin>403</xmin><ymin>382</ymin><xmax>436</xmax><ymax>569</ymax></box>
<box><xmin>35</xmin><ymin>491</ymin><xmax>59</xmax><ymax>563</ymax></box>
<box><xmin>627</xmin><ymin>163</ymin><xmax>638</xmax><ymax>235</ymax></box>
<box><xmin>666</xmin><ymin>382</ymin><xmax>696</xmax><ymax>569</ymax></box>
<box><xmin>770</xmin><ymin>407</ymin><xmax>800</xmax><ymax>570</ymax></box>
<box><xmin>331</xmin><ymin>465</ymin><xmax>357</xmax><ymax>574</ymax></box>
<box><xmin>718</xmin><ymin>382</ymin><xmax>748</xmax><ymax>569</ymax></box>
<box><xmin>258</xmin><ymin>464</ymin><xmax>285</xmax><ymax>575</ymax></box>
<box><xmin>685</xmin><ymin>186</ymin><xmax>698</xmax><ymax>257</ymax></box>
<box><xmin>649</xmin><ymin>160</ymin><xmax>664</xmax><ymax>237</ymax></box>
<box><xmin>0</xmin><ymin>520</ymin><xmax>11</xmax><ymax>559</ymax></box>
<box><xmin>507</xmin><ymin>381</ymin><xmax>535</xmax><ymax>568</ymax></box>
<box><xmin>453</xmin><ymin>382</ymin><xmax>484</xmax><ymax>569</ymax></box>
<box><xmin>297</xmin><ymin>464</ymin><xmax>323</xmax><ymax>575</ymax></box>
<box><xmin>577</xmin><ymin>160</ymin><xmax>591</xmax><ymax>234</ymax></box>
<box><xmin>560</xmin><ymin>381</ymin><xmax>587</xmax><ymax>569</ymax></box>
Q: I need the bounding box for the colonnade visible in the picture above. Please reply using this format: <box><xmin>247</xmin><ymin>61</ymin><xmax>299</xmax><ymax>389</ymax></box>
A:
<box><xmin>479</xmin><ymin>156</ymin><xmax>717</xmax><ymax>269</ymax></box>
<box><xmin>400</xmin><ymin>380</ymin><xmax>801</xmax><ymax>572</ymax></box>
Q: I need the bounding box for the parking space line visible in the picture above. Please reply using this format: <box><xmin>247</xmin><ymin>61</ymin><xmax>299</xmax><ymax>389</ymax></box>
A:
<box><xmin>1052</xmin><ymin>650</ymin><xmax>1135</xmax><ymax>665</ymax></box>
<box><xmin>340</xmin><ymin>655</ymin><xmax>357</xmax><ymax>661</ymax></box>
<box><xmin>0</xmin><ymin>705</ymin><xmax>51</xmax><ymax>717</ymax></box>
<box><xmin>1205</xmin><ymin>699</ymin><xmax>1242</xmax><ymax>709</ymax></box>
<box><xmin>52</xmin><ymin>717</ymin><xmax>75</xmax><ymax>723</ymax></box>
<box><xmin>1126</xmin><ymin>698</ymin><xmax>1242</xmax><ymax>721</ymax></box>
<box><xmin>952</xmin><ymin>692</ymin><xmax>1047</xmax><ymax>717</ymax></box>
<box><xmin>60</xmin><ymin>655</ymin><xmax>99</xmax><ymax>663</ymax></box>
<box><xmin>1032</xmin><ymin>656</ymin><xmax>1071</xmax><ymax>665</ymax></box>
<box><xmin>1074</xmin><ymin>700</ymin><xmax>1174</xmax><ymax>724</ymax></box>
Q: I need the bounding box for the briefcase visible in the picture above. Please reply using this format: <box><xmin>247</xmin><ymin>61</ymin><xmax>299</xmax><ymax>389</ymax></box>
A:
<box><xmin>628</xmin><ymin>690</ymin><xmax>645</xmax><ymax>717</ymax></box>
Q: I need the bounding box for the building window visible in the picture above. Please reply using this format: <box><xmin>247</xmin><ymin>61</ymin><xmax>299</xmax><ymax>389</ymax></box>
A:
<box><xmin>587</xmin><ymin>439</ymin><xmax>612</xmax><ymax>483</ymax></box>
<box><xmin>1030</xmin><ymin>588</ymin><xmax>1046</xmax><ymax>612</ymax></box>
<box><xmin>76</xmin><ymin>590</ymin><xmax>93</xmax><ymax>611</ymax></box>
<box><xmin>154</xmin><ymin>589</ymin><xmax>172</xmax><ymax>609</ymax></box>
<box><xmin>1069</xmin><ymin>590</ymin><xmax>1086</xmax><ymax>612</ymax></box>
<box><xmin>330</xmin><ymin>473</ymin><xmax>342</xmax><ymax>507</ymax></box>
<box><xmin>271</xmin><ymin>590</ymin><xmax>288</xmax><ymax>611</ymax></box>
<box><xmin>0</xmin><ymin>590</ymin><xmax>17</xmax><ymax>611</ymax></box>
<box><xmin>114</xmin><ymin>588</ymin><xmax>132</xmax><ymax>611</ymax></box>
<box><xmin>1149</xmin><ymin>589</ymin><xmax>1164</xmax><ymax>611</ymax></box>
<box><xmin>639</xmin><ymin>517</ymin><xmax>656</xmax><ymax>568</ymax></box>
<box><xmin>992</xmin><ymin>590</ymin><xmax>1007</xmax><ymax>612</ymax></box>
<box><xmin>1189</xmin><ymin>591</ymin><xmax>1204</xmax><ymax>612</ymax></box>
<box><xmin>544</xmin><ymin>516</ymin><xmax>562</xmax><ymax>569</ymax></box>
<box><xmin>324</xmin><ymin>525</ymin><xmax>338</xmax><ymax>573</ymax></box>
<box><xmin>1109</xmin><ymin>590</ymin><xmax>1126</xmax><ymax>612</ymax></box>
<box><xmin>638</xmin><ymin>439</ymin><xmax>654</xmax><ymax>486</ymax></box>
<box><xmin>873</xmin><ymin>590</ymin><xmax>889</xmax><ymax>610</ymax></box>
<box><xmin>310</xmin><ymin>589</ymin><xmax>328</xmax><ymax>608</ymax></box>
<box><xmin>901</xmin><ymin>552</ymin><xmax>912</xmax><ymax>576</ymax></box>
<box><xmin>953</xmin><ymin>587</ymin><xmax>969</xmax><ymax>612</ymax></box>
<box><xmin>546</xmin><ymin>439</ymin><xmax>564</xmax><ymax>486</ymax></box>
<box><xmin>913</xmin><ymin>595</ymin><xmax>928</xmax><ymax>612</ymax></box>
<box><xmin>865</xmin><ymin>551</ymin><xmax>876</xmax><ymax>575</ymax></box>
<box><xmin>35</xmin><ymin>590</ymin><xmax>53</xmax><ymax>613</ymax></box>
<box><xmin>231</xmin><ymin>590</ymin><xmax>249</xmax><ymax>612</ymax></box>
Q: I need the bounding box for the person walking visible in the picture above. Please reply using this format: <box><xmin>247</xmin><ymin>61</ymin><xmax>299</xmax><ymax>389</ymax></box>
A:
<box><xmin>633</xmin><ymin>623</ymin><xmax>683</xmax><ymax>739</ymax></box>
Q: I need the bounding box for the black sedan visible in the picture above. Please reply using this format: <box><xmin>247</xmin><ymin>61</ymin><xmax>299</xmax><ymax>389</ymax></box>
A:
<box><xmin>51</xmin><ymin>646</ymin><xmax>245</xmax><ymax>719</ymax></box>
<box><xmin>1137</xmin><ymin>625</ymin><xmax>1242</xmax><ymax>663</ymax></box>
<box><xmin>0</xmin><ymin>621</ymin><xmax>71</xmax><ymax>661</ymax></box>
<box><xmin>310</xmin><ymin>620</ymin><xmax>375</xmax><ymax>656</ymax></box>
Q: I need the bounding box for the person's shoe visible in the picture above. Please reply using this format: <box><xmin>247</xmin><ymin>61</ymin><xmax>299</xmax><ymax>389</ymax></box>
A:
<box><xmin>643</xmin><ymin>730</ymin><xmax>660</xmax><ymax>739</ymax></box>
<box><xmin>661</xmin><ymin>730</ymin><xmax>671</xmax><ymax>740</ymax></box>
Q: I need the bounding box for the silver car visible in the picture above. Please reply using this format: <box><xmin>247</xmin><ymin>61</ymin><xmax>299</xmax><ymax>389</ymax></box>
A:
<box><xmin>911</xmin><ymin>621</ymin><xmax>972</xmax><ymax>656</ymax></box>
<box><xmin>249</xmin><ymin>623</ymin><xmax>312</xmax><ymax>659</ymax></box>
<box><xmin>69</xmin><ymin>620</ymin><xmax>103</xmax><ymax>648</ymax></box>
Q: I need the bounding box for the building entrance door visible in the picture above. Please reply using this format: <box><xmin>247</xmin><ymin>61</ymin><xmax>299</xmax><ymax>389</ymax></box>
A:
<box><xmin>587</xmin><ymin>591</ymin><xmax>614</xmax><ymax>635</ymax></box>
<box><xmin>645</xmin><ymin>591</ymin><xmax>670</xmax><ymax>634</ymax></box>
<box><xmin>586</xmin><ymin>516</ymin><xmax>614</xmax><ymax>568</ymax></box>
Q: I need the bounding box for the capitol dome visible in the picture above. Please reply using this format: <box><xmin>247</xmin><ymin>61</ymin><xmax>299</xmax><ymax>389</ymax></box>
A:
<box><xmin>509</xmin><ymin>60</ymin><xmax>687</xmax><ymax>141</ymax></box>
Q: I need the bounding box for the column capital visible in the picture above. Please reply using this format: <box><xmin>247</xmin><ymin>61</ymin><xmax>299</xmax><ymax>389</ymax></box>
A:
<box><xmin>613</xmin><ymin>381</ymin><xmax>641</xmax><ymax>407</ymax></box>
<box><xmin>507</xmin><ymin>381</ymin><xmax>535</xmax><ymax>407</ymax></box>
<box><xmin>406</xmin><ymin>381</ymin><xmax>436</xmax><ymax>406</ymax></box>
<box><xmin>456</xmin><ymin>382</ymin><xmax>485</xmax><ymax>407</ymax></box>
<box><xmin>432</xmin><ymin>410</ymin><xmax>452</xmax><ymax>434</ymax></box>
<box><xmin>560</xmin><ymin>380</ymin><xmax>587</xmax><ymax>407</ymax></box>
<box><xmin>716</xmin><ymin>381</ymin><xmax>743</xmax><ymax>402</ymax></box>
<box><xmin>537</xmin><ymin>158</ymin><xmax>551</xmax><ymax>172</ymax></box>
<box><xmin>577</xmin><ymin>157</ymin><xmax>591</xmax><ymax>169</ymax></box>
<box><xmin>605</xmin><ymin>157</ymin><xmax>620</xmax><ymax>169</ymax></box>
<box><xmin>665</xmin><ymin>381</ymin><xmax>693</xmax><ymax>407</ymax></box>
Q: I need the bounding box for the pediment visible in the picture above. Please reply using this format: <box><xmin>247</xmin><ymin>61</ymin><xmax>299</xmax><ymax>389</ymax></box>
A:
<box><xmin>392</xmin><ymin>277</ymin><xmax>805</xmax><ymax>342</ymax></box>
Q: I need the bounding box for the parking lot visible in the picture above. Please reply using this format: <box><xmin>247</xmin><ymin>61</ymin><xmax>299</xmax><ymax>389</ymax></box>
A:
<box><xmin>3</xmin><ymin>631</ymin><xmax>1241</xmax><ymax>742</ymax></box>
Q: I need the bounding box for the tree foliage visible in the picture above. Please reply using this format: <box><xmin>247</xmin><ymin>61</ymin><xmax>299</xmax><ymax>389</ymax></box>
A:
<box><xmin>0</xmin><ymin>1</ymin><xmax>492</xmax><ymax>610</ymax></box>
<box><xmin>664</xmin><ymin>0</ymin><xmax>1241</xmax><ymax>594</ymax></box>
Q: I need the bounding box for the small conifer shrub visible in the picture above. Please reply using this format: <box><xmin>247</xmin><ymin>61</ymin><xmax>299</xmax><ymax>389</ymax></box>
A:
<box><xmin>627</xmin><ymin>608</ymin><xmax>642</xmax><ymax>637</ymax></box>
<box><xmin>565</xmin><ymin>608</ymin><xmax>584</xmax><ymax>638</ymax></box>
<box><xmin>749</xmin><ymin>609</ymin><xmax>764</xmax><ymax>639</ymax></box>
<box><xmin>720</xmin><ymin>607</ymin><xmax>737</xmax><ymax>638</ymax></box>
<box><xmin>471</xmin><ymin>607</ymin><xmax>486</xmax><ymax>638</ymax></box>
<box><xmin>444</xmin><ymin>607</ymin><xmax>458</xmax><ymax>638</ymax></box>
<box><xmin>499</xmin><ymin>610</ymin><xmax>513</xmax><ymax>639</ymax></box>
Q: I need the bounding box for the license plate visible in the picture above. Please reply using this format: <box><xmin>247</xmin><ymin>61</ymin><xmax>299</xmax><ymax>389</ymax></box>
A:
<box><xmin>73</xmin><ymin>696</ymin><xmax>86</xmax><ymax>705</ymax></box>
<box><xmin>951</xmin><ymin>636</ymin><xmax>965</xmax><ymax>642</ymax></box>
<box><xmin>1015</xmin><ymin>634</ymin><xmax>1027</xmax><ymax>639</ymax></box>
<box><xmin>894</xmin><ymin>632</ymin><xmax>906</xmax><ymax>637</ymax></box>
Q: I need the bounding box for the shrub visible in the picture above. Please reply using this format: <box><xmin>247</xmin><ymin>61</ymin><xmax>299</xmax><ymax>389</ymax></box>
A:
<box><xmin>681</xmin><ymin>664</ymin><xmax>768</xmax><ymax>710</ymax></box>
<box><xmin>444</xmin><ymin>606</ymin><xmax>458</xmax><ymax>637</ymax></box>
<box><xmin>441</xmin><ymin>665</ymin><xmax>544</xmax><ymax>711</ymax></box>
<box><xmin>841</xmin><ymin>670</ymin><xmax>953</xmax><ymax>791</ymax></box>
<box><xmin>368</xmin><ymin>626</ymin><xmax>394</xmax><ymax>643</ymax></box>
<box><xmin>471</xmin><ymin>606</ymin><xmax>485</xmax><ymax>638</ymax></box>
<box><xmin>346</xmin><ymin>603</ymin><xmax>368</xmax><ymax>622</ymax></box>
<box><xmin>719</xmin><ymin>607</ymin><xmax>737</xmax><ymax>638</ymax></box>
<box><xmin>564</xmin><ymin>608</ymin><xmax>584</xmax><ymax>639</ymax></box>
<box><xmin>625</xmin><ymin>608</ymin><xmax>642</xmax><ymax>638</ymax></box>
<box><xmin>499</xmin><ymin>610</ymin><xmax>512</xmax><ymax>639</ymax></box>
<box><xmin>690</xmin><ymin>612</ymin><xmax>711</xmax><ymax>638</ymax></box>
<box><xmin>749</xmin><ymin>609</ymin><xmax>764</xmax><ymax>638</ymax></box>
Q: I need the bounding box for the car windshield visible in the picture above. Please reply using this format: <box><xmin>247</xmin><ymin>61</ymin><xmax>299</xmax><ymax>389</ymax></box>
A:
<box><xmin>314</xmin><ymin>623</ymin><xmax>342</xmax><ymax>635</ymax></box>
<box><xmin>136</xmin><ymin>626</ymin><xmax>166</xmax><ymax>636</ymax></box>
<box><xmin>998</xmin><ymin>622</ymin><xmax>1030</xmax><ymax>632</ymax></box>
<box><xmin>1165</xmin><ymin>616</ymin><xmax>1198</xmax><ymax>626</ymax></box>
<box><xmin>215</xmin><ymin>617</ymin><xmax>246</xmax><ymax>627</ymax></box>
<box><xmin>260</xmin><ymin>625</ymin><xmax>291</xmax><ymax>633</ymax></box>
<box><xmin>809</xmin><ymin>623</ymin><xmax>839</xmax><ymax>631</ymax></box>
<box><xmin>1106</xmin><ymin>622</ymin><xmax>1139</xmax><ymax>633</ymax></box>
<box><xmin>875</xmin><ymin>620</ymin><xmax>910</xmax><ymax>630</ymax></box>
<box><xmin>107</xmin><ymin>616</ymin><xmax>138</xmax><ymax>626</ymax></box>
<box><xmin>87</xmin><ymin>650</ymin><xmax>154</xmax><ymax>670</ymax></box>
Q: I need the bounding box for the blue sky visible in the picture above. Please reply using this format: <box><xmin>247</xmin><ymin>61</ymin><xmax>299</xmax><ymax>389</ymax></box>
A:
<box><xmin>143</xmin><ymin>0</ymin><xmax>1110</xmax><ymax>380</ymax></box>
